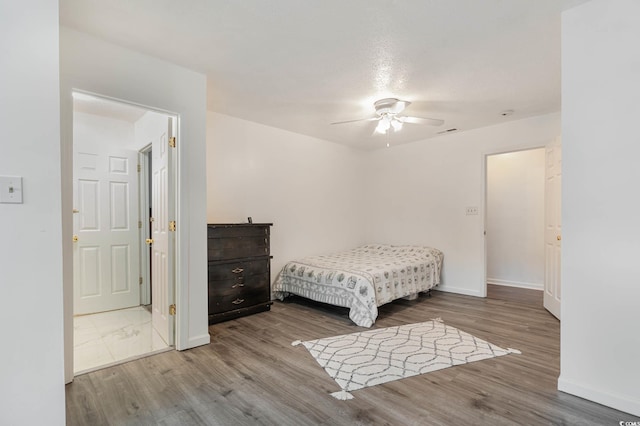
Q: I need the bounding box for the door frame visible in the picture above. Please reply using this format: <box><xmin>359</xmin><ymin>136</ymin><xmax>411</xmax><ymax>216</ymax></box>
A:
<box><xmin>481</xmin><ymin>142</ymin><xmax>549</xmax><ymax>298</ymax></box>
<box><xmin>139</xmin><ymin>145</ymin><xmax>152</xmax><ymax>306</ymax></box>
<box><xmin>63</xmin><ymin>90</ymin><xmax>181</xmax><ymax>382</ymax></box>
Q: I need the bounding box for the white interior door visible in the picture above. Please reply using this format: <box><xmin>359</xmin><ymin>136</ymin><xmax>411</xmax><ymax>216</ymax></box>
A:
<box><xmin>73</xmin><ymin>145</ymin><xmax>139</xmax><ymax>315</ymax></box>
<box><xmin>151</xmin><ymin>117</ymin><xmax>176</xmax><ymax>346</ymax></box>
<box><xmin>544</xmin><ymin>137</ymin><xmax>562</xmax><ymax>319</ymax></box>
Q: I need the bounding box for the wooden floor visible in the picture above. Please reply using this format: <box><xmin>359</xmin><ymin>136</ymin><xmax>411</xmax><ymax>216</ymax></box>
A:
<box><xmin>66</xmin><ymin>285</ymin><xmax>637</xmax><ymax>425</ymax></box>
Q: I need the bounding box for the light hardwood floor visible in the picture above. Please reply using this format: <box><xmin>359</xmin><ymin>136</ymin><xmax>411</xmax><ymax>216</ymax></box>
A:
<box><xmin>66</xmin><ymin>286</ymin><xmax>638</xmax><ymax>425</ymax></box>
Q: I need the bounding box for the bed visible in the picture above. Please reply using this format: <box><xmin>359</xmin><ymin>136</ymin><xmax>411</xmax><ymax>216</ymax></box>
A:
<box><xmin>272</xmin><ymin>244</ymin><xmax>443</xmax><ymax>327</ymax></box>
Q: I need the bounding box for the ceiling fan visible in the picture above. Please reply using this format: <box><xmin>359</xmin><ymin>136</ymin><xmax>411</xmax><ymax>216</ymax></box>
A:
<box><xmin>331</xmin><ymin>98</ymin><xmax>444</xmax><ymax>134</ymax></box>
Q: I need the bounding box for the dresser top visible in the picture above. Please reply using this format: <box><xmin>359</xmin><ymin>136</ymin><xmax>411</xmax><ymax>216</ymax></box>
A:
<box><xmin>207</xmin><ymin>223</ymin><xmax>272</xmax><ymax>227</ymax></box>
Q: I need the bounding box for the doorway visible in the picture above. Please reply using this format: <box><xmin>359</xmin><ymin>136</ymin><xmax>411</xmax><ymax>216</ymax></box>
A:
<box><xmin>485</xmin><ymin>148</ymin><xmax>546</xmax><ymax>292</ymax></box>
<box><xmin>71</xmin><ymin>92</ymin><xmax>177</xmax><ymax>374</ymax></box>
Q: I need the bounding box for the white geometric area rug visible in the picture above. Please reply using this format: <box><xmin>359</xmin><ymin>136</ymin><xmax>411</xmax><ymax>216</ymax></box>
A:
<box><xmin>292</xmin><ymin>318</ymin><xmax>521</xmax><ymax>400</ymax></box>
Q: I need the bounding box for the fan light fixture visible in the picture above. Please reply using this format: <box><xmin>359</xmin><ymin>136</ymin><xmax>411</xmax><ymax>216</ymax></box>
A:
<box><xmin>375</xmin><ymin>115</ymin><xmax>405</xmax><ymax>134</ymax></box>
<box><xmin>330</xmin><ymin>97</ymin><xmax>444</xmax><ymax>135</ymax></box>
<box><xmin>374</xmin><ymin>99</ymin><xmax>409</xmax><ymax>134</ymax></box>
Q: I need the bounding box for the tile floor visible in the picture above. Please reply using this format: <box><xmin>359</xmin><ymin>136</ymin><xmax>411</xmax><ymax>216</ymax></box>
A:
<box><xmin>73</xmin><ymin>306</ymin><xmax>171</xmax><ymax>374</ymax></box>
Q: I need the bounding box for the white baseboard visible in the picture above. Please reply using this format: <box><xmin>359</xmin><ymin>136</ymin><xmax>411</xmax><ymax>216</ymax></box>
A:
<box><xmin>487</xmin><ymin>278</ymin><xmax>543</xmax><ymax>291</ymax></box>
<box><xmin>558</xmin><ymin>375</ymin><xmax>640</xmax><ymax>417</ymax></box>
<box><xmin>435</xmin><ymin>285</ymin><xmax>484</xmax><ymax>297</ymax></box>
<box><xmin>184</xmin><ymin>333</ymin><xmax>211</xmax><ymax>350</ymax></box>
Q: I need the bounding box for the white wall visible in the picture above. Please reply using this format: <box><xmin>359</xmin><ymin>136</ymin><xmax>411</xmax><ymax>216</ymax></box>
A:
<box><xmin>60</xmin><ymin>27</ymin><xmax>210</xmax><ymax>383</ymax></box>
<box><xmin>0</xmin><ymin>0</ymin><xmax>65</xmax><ymax>424</ymax></box>
<box><xmin>560</xmin><ymin>0</ymin><xmax>640</xmax><ymax>416</ymax></box>
<box><xmin>486</xmin><ymin>149</ymin><xmax>545</xmax><ymax>290</ymax></box>
<box><xmin>362</xmin><ymin>113</ymin><xmax>560</xmax><ymax>297</ymax></box>
<box><xmin>207</xmin><ymin>112</ymin><xmax>367</xmax><ymax>282</ymax></box>
<box><xmin>207</xmin><ymin>112</ymin><xmax>560</xmax><ymax>299</ymax></box>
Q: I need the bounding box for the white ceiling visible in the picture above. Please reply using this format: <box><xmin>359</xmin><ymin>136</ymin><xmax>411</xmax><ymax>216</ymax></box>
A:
<box><xmin>59</xmin><ymin>0</ymin><xmax>586</xmax><ymax>149</ymax></box>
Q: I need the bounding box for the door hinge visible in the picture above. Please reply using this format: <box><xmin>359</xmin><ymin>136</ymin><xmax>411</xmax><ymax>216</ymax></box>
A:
<box><xmin>169</xmin><ymin>304</ymin><xmax>176</xmax><ymax>316</ymax></box>
<box><xmin>169</xmin><ymin>136</ymin><xmax>176</xmax><ymax>148</ymax></box>
<box><xmin>138</xmin><ymin>220</ymin><xmax>142</xmax><ymax>229</ymax></box>
<box><xmin>169</xmin><ymin>220</ymin><xmax>176</xmax><ymax>232</ymax></box>
<box><xmin>137</xmin><ymin>164</ymin><xmax>141</xmax><ymax>172</ymax></box>
<box><xmin>139</xmin><ymin>277</ymin><xmax>143</xmax><ymax>285</ymax></box>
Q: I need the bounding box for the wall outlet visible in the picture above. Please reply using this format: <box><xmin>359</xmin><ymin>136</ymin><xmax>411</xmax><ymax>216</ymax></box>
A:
<box><xmin>0</xmin><ymin>176</ymin><xmax>23</xmax><ymax>204</ymax></box>
<box><xmin>465</xmin><ymin>206</ymin><xmax>478</xmax><ymax>215</ymax></box>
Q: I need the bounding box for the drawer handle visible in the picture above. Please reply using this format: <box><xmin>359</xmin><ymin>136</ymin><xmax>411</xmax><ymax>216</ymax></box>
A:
<box><xmin>232</xmin><ymin>283</ymin><xmax>245</xmax><ymax>289</ymax></box>
<box><xmin>232</xmin><ymin>268</ymin><xmax>244</xmax><ymax>274</ymax></box>
<box><xmin>232</xmin><ymin>298</ymin><xmax>245</xmax><ymax>305</ymax></box>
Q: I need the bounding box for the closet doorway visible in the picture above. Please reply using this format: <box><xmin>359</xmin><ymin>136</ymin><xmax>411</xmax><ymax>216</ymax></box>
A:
<box><xmin>484</xmin><ymin>148</ymin><xmax>546</xmax><ymax>302</ymax></box>
<box><xmin>71</xmin><ymin>92</ymin><xmax>177</xmax><ymax>374</ymax></box>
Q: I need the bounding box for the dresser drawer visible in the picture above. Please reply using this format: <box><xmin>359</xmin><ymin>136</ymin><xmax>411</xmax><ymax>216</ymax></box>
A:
<box><xmin>207</xmin><ymin>237</ymin><xmax>269</xmax><ymax>261</ymax></box>
<box><xmin>208</xmin><ymin>273</ymin><xmax>270</xmax><ymax>313</ymax></box>
<box><xmin>207</xmin><ymin>224</ymin><xmax>270</xmax><ymax>261</ymax></box>
<box><xmin>208</xmin><ymin>258</ymin><xmax>269</xmax><ymax>281</ymax></box>
<box><xmin>207</xmin><ymin>225</ymin><xmax>269</xmax><ymax>239</ymax></box>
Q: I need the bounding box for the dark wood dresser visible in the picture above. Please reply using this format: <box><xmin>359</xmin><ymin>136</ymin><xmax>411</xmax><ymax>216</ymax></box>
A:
<box><xmin>207</xmin><ymin>223</ymin><xmax>273</xmax><ymax>324</ymax></box>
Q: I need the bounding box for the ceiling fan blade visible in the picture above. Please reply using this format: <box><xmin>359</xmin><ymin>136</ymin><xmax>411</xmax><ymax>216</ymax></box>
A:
<box><xmin>330</xmin><ymin>117</ymin><xmax>379</xmax><ymax>125</ymax></box>
<box><xmin>401</xmin><ymin>116</ymin><xmax>444</xmax><ymax>126</ymax></box>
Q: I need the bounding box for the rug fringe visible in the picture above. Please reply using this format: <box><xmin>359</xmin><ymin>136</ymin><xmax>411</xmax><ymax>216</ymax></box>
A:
<box><xmin>330</xmin><ymin>390</ymin><xmax>354</xmax><ymax>400</ymax></box>
<box><xmin>507</xmin><ymin>348</ymin><xmax>522</xmax><ymax>354</ymax></box>
<box><xmin>291</xmin><ymin>340</ymin><xmax>302</xmax><ymax>347</ymax></box>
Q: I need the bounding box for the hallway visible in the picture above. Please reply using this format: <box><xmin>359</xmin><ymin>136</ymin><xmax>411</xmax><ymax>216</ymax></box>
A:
<box><xmin>73</xmin><ymin>306</ymin><xmax>170</xmax><ymax>374</ymax></box>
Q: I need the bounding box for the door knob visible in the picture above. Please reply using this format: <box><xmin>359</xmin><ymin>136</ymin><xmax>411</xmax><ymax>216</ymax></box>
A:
<box><xmin>145</xmin><ymin>238</ymin><xmax>153</xmax><ymax>245</ymax></box>
<box><xmin>557</xmin><ymin>235</ymin><xmax>561</xmax><ymax>241</ymax></box>
<box><xmin>72</xmin><ymin>235</ymin><xmax>78</xmax><ymax>243</ymax></box>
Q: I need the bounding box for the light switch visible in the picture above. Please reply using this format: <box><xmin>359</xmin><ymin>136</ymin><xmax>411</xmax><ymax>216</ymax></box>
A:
<box><xmin>0</xmin><ymin>176</ymin><xmax>23</xmax><ymax>204</ymax></box>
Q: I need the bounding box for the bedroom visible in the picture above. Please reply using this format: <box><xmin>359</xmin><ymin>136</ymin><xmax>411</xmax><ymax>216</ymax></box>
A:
<box><xmin>2</xmin><ymin>0</ymin><xmax>640</xmax><ymax>424</ymax></box>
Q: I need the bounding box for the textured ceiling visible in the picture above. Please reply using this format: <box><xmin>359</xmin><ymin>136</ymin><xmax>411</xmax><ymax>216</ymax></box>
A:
<box><xmin>60</xmin><ymin>0</ymin><xmax>586</xmax><ymax>149</ymax></box>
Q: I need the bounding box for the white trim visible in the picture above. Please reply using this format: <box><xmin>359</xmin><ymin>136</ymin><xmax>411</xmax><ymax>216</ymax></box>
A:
<box><xmin>558</xmin><ymin>376</ymin><xmax>640</xmax><ymax>417</ymax></box>
<box><xmin>138</xmin><ymin>147</ymin><xmax>151</xmax><ymax>306</ymax></box>
<box><xmin>62</xmin><ymin>84</ymin><xmax>74</xmax><ymax>384</ymax></box>
<box><xmin>187</xmin><ymin>333</ymin><xmax>211</xmax><ymax>349</ymax></box>
<box><xmin>174</xmin><ymin>114</ymin><xmax>188</xmax><ymax>351</ymax></box>
<box><xmin>168</xmin><ymin>115</ymin><xmax>178</xmax><ymax>348</ymax></box>
<box><xmin>436</xmin><ymin>285</ymin><xmax>484</xmax><ymax>297</ymax></box>
<box><xmin>486</xmin><ymin>278</ymin><xmax>543</xmax><ymax>291</ymax></box>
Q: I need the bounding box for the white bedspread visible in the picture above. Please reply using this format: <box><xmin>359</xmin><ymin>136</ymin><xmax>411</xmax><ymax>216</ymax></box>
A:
<box><xmin>272</xmin><ymin>245</ymin><xmax>443</xmax><ymax>327</ymax></box>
